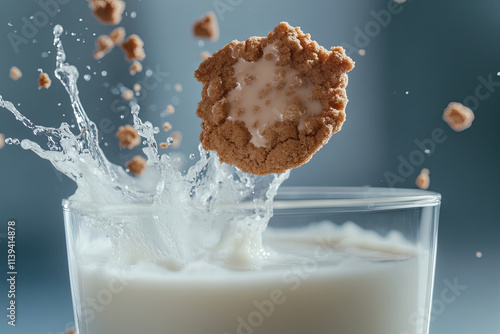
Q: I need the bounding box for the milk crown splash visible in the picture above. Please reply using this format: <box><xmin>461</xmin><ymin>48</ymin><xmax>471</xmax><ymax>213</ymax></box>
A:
<box><xmin>0</xmin><ymin>25</ymin><xmax>289</xmax><ymax>270</ymax></box>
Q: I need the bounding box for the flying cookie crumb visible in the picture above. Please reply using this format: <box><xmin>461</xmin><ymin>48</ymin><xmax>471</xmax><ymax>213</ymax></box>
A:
<box><xmin>38</xmin><ymin>73</ymin><xmax>51</xmax><ymax>89</ymax></box>
<box><xmin>129</xmin><ymin>61</ymin><xmax>143</xmax><ymax>75</ymax></box>
<box><xmin>64</xmin><ymin>328</ymin><xmax>76</xmax><ymax>334</ymax></box>
<box><xmin>0</xmin><ymin>133</ymin><xmax>5</xmax><ymax>149</ymax></box>
<box><xmin>416</xmin><ymin>168</ymin><xmax>430</xmax><ymax>190</ymax></box>
<box><xmin>171</xmin><ymin>131</ymin><xmax>182</xmax><ymax>149</ymax></box>
<box><xmin>200</xmin><ymin>51</ymin><xmax>211</xmax><ymax>60</ymax></box>
<box><xmin>358</xmin><ymin>49</ymin><xmax>366</xmax><ymax>56</ymax></box>
<box><xmin>9</xmin><ymin>66</ymin><xmax>22</xmax><ymax>80</ymax></box>
<box><xmin>116</xmin><ymin>124</ymin><xmax>141</xmax><ymax>149</ymax></box>
<box><xmin>133</xmin><ymin>83</ymin><xmax>141</xmax><ymax>92</ymax></box>
<box><xmin>193</xmin><ymin>11</ymin><xmax>219</xmax><ymax>42</ymax></box>
<box><xmin>110</xmin><ymin>27</ymin><xmax>126</xmax><ymax>44</ymax></box>
<box><xmin>126</xmin><ymin>155</ymin><xmax>147</xmax><ymax>175</ymax></box>
<box><xmin>443</xmin><ymin>102</ymin><xmax>474</xmax><ymax>132</ymax></box>
<box><xmin>159</xmin><ymin>142</ymin><xmax>169</xmax><ymax>149</ymax></box>
<box><xmin>174</xmin><ymin>83</ymin><xmax>183</xmax><ymax>92</ymax></box>
<box><xmin>94</xmin><ymin>35</ymin><xmax>115</xmax><ymax>60</ymax></box>
<box><xmin>89</xmin><ymin>0</ymin><xmax>125</xmax><ymax>25</ymax></box>
<box><xmin>122</xmin><ymin>89</ymin><xmax>134</xmax><ymax>100</ymax></box>
<box><xmin>121</xmin><ymin>35</ymin><xmax>146</xmax><ymax>61</ymax></box>
<box><xmin>166</xmin><ymin>104</ymin><xmax>175</xmax><ymax>114</ymax></box>
<box><xmin>162</xmin><ymin>122</ymin><xmax>172</xmax><ymax>131</ymax></box>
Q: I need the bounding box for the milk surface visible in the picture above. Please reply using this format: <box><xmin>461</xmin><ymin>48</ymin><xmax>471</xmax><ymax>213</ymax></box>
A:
<box><xmin>73</xmin><ymin>222</ymin><xmax>425</xmax><ymax>334</ymax></box>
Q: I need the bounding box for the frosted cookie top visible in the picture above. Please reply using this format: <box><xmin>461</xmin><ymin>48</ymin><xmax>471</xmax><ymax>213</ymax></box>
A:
<box><xmin>195</xmin><ymin>22</ymin><xmax>354</xmax><ymax>175</ymax></box>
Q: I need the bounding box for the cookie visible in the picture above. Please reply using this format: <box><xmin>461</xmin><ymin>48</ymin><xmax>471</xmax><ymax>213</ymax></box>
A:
<box><xmin>9</xmin><ymin>66</ymin><xmax>22</xmax><ymax>81</ymax></box>
<box><xmin>126</xmin><ymin>155</ymin><xmax>147</xmax><ymax>175</ymax></box>
<box><xmin>38</xmin><ymin>73</ymin><xmax>51</xmax><ymax>89</ymax></box>
<box><xmin>443</xmin><ymin>102</ymin><xmax>474</xmax><ymax>132</ymax></box>
<box><xmin>194</xmin><ymin>22</ymin><xmax>355</xmax><ymax>175</ymax></box>
<box><xmin>89</xmin><ymin>0</ymin><xmax>125</xmax><ymax>25</ymax></box>
<box><xmin>193</xmin><ymin>12</ymin><xmax>219</xmax><ymax>41</ymax></box>
<box><xmin>415</xmin><ymin>168</ymin><xmax>430</xmax><ymax>190</ymax></box>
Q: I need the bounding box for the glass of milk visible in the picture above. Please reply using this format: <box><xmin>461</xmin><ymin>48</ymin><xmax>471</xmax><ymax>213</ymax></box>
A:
<box><xmin>63</xmin><ymin>186</ymin><xmax>440</xmax><ymax>334</ymax></box>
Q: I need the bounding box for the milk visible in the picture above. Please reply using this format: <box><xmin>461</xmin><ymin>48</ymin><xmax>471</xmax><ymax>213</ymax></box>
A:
<box><xmin>71</xmin><ymin>222</ymin><xmax>425</xmax><ymax>334</ymax></box>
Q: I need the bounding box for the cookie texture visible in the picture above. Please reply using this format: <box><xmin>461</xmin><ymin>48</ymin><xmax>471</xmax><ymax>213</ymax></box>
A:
<box><xmin>195</xmin><ymin>22</ymin><xmax>354</xmax><ymax>175</ymax></box>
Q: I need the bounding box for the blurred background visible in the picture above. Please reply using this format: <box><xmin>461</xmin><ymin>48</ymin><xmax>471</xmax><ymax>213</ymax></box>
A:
<box><xmin>0</xmin><ymin>0</ymin><xmax>499</xmax><ymax>333</ymax></box>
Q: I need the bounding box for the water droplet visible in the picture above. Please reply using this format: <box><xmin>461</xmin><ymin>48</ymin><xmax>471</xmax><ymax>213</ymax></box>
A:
<box><xmin>189</xmin><ymin>154</ymin><xmax>195</xmax><ymax>160</ymax></box>
<box><xmin>58</xmin><ymin>103</ymin><xmax>62</xmax><ymax>106</ymax></box>
<box><xmin>86</xmin><ymin>65</ymin><xmax>91</xmax><ymax>70</ymax></box>
<box><xmin>166</xmin><ymin>137</ymin><xmax>174</xmax><ymax>145</ymax></box>
<box><xmin>171</xmin><ymin>96</ymin><xmax>180</xmax><ymax>105</ymax></box>
<box><xmin>424</xmin><ymin>149</ymin><xmax>430</xmax><ymax>154</ymax></box>
<box><xmin>101</xmin><ymin>71</ymin><xmax>107</xmax><ymax>77</ymax></box>
<box><xmin>198</xmin><ymin>40</ymin><xmax>204</xmax><ymax>47</ymax></box>
<box><xmin>130</xmin><ymin>11</ymin><xmax>137</xmax><ymax>18</ymax></box>
<box><xmin>7</xmin><ymin>22</ymin><xmax>13</xmax><ymax>27</ymax></box>
<box><xmin>405</xmin><ymin>91</ymin><xmax>409</xmax><ymax>95</ymax></box>
<box><xmin>145</xmin><ymin>69</ymin><xmax>153</xmax><ymax>77</ymax></box>
<box><xmin>120</xmin><ymin>115</ymin><xmax>125</xmax><ymax>119</ymax></box>
<box><xmin>79</xmin><ymin>18</ymin><xmax>83</xmax><ymax>22</ymax></box>
<box><xmin>41</xmin><ymin>52</ymin><xmax>49</xmax><ymax>58</ymax></box>
<box><xmin>83</xmin><ymin>74</ymin><xmax>91</xmax><ymax>81</ymax></box>
<box><xmin>71</xmin><ymin>32</ymin><xmax>76</xmax><ymax>36</ymax></box>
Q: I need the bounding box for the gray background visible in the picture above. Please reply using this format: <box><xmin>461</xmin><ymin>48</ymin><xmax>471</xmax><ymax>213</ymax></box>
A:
<box><xmin>0</xmin><ymin>0</ymin><xmax>499</xmax><ymax>333</ymax></box>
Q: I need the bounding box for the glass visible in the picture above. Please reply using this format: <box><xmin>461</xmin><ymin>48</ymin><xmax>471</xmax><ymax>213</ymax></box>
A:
<box><xmin>63</xmin><ymin>186</ymin><xmax>440</xmax><ymax>334</ymax></box>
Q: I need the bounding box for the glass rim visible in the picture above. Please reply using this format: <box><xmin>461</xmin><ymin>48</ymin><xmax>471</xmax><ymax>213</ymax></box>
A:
<box><xmin>62</xmin><ymin>186</ymin><xmax>441</xmax><ymax>215</ymax></box>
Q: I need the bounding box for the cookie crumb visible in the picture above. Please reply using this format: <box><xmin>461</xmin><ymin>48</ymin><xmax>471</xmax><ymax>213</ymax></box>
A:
<box><xmin>159</xmin><ymin>142</ymin><xmax>169</xmax><ymax>149</ymax></box>
<box><xmin>171</xmin><ymin>131</ymin><xmax>182</xmax><ymax>149</ymax></box>
<box><xmin>9</xmin><ymin>66</ymin><xmax>22</xmax><ymax>80</ymax></box>
<box><xmin>416</xmin><ymin>168</ymin><xmax>430</xmax><ymax>190</ymax></box>
<box><xmin>122</xmin><ymin>89</ymin><xmax>134</xmax><ymax>100</ymax></box>
<box><xmin>116</xmin><ymin>124</ymin><xmax>141</xmax><ymax>149</ymax></box>
<box><xmin>443</xmin><ymin>102</ymin><xmax>474</xmax><ymax>132</ymax></box>
<box><xmin>162</xmin><ymin>122</ymin><xmax>172</xmax><ymax>131</ymax></box>
<box><xmin>64</xmin><ymin>328</ymin><xmax>76</xmax><ymax>334</ymax></box>
<box><xmin>0</xmin><ymin>133</ymin><xmax>5</xmax><ymax>149</ymax></box>
<box><xmin>126</xmin><ymin>155</ymin><xmax>147</xmax><ymax>175</ymax></box>
<box><xmin>174</xmin><ymin>83</ymin><xmax>183</xmax><ymax>92</ymax></box>
<box><xmin>193</xmin><ymin>11</ymin><xmax>219</xmax><ymax>41</ymax></box>
<box><xmin>121</xmin><ymin>35</ymin><xmax>146</xmax><ymax>61</ymax></box>
<box><xmin>89</xmin><ymin>0</ymin><xmax>125</xmax><ymax>25</ymax></box>
<box><xmin>110</xmin><ymin>27</ymin><xmax>126</xmax><ymax>44</ymax></box>
<box><xmin>200</xmin><ymin>51</ymin><xmax>211</xmax><ymax>60</ymax></box>
<box><xmin>133</xmin><ymin>83</ymin><xmax>141</xmax><ymax>92</ymax></box>
<box><xmin>94</xmin><ymin>35</ymin><xmax>115</xmax><ymax>60</ymax></box>
<box><xmin>129</xmin><ymin>61</ymin><xmax>143</xmax><ymax>75</ymax></box>
<box><xmin>38</xmin><ymin>73</ymin><xmax>51</xmax><ymax>89</ymax></box>
<box><xmin>166</xmin><ymin>104</ymin><xmax>175</xmax><ymax>114</ymax></box>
